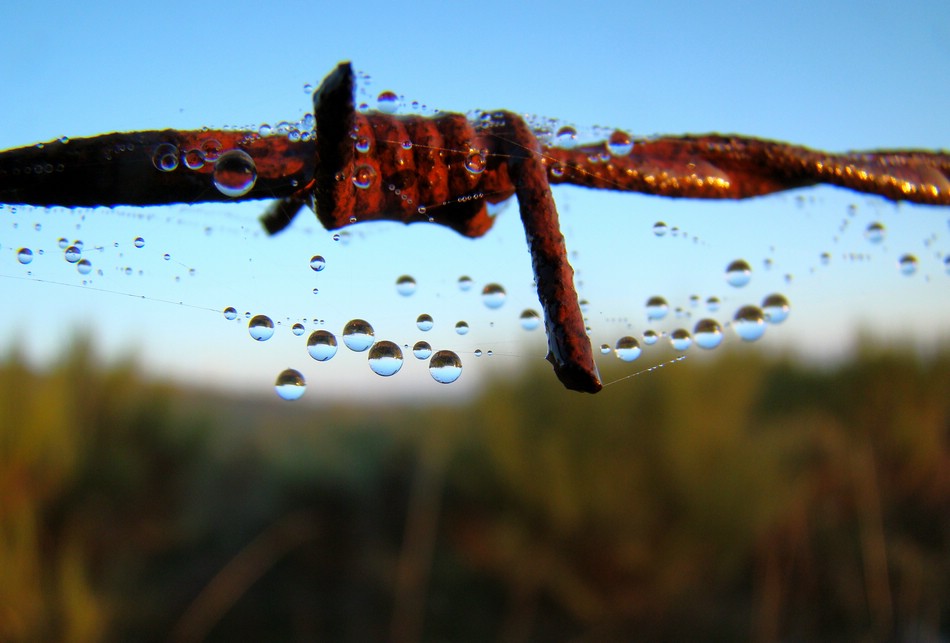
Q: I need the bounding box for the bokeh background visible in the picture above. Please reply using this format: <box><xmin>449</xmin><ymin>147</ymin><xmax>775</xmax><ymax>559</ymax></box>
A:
<box><xmin>1</xmin><ymin>1</ymin><xmax>948</xmax><ymax>640</ymax></box>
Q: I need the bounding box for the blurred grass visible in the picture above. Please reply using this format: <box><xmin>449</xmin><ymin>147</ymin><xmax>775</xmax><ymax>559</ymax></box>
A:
<box><xmin>0</xmin><ymin>339</ymin><xmax>948</xmax><ymax>642</ymax></box>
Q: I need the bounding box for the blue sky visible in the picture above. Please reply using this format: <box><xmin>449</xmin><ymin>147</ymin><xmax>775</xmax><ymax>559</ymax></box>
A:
<box><xmin>1</xmin><ymin>0</ymin><xmax>948</xmax><ymax>401</ymax></box>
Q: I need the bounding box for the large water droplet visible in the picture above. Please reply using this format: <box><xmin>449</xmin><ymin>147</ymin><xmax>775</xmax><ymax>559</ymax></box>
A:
<box><xmin>653</xmin><ymin>221</ymin><xmax>668</xmax><ymax>237</ymax></box>
<box><xmin>274</xmin><ymin>368</ymin><xmax>306</xmax><ymax>401</ymax></box>
<box><xmin>725</xmin><ymin>259</ymin><xmax>752</xmax><ymax>287</ymax></box>
<box><xmin>519</xmin><ymin>309</ymin><xmax>541</xmax><ymax>331</ymax></box>
<box><xmin>416</xmin><ymin>314</ymin><xmax>434</xmax><ymax>331</ymax></box>
<box><xmin>64</xmin><ymin>245</ymin><xmax>81</xmax><ymax>263</ymax></box>
<box><xmin>615</xmin><ymin>336</ymin><xmax>642</xmax><ymax>362</ymax></box>
<box><xmin>352</xmin><ymin>164</ymin><xmax>377</xmax><ymax>189</ymax></box>
<box><xmin>733</xmin><ymin>306</ymin><xmax>766</xmax><ymax>341</ymax></box>
<box><xmin>693</xmin><ymin>319</ymin><xmax>723</xmax><ymax>349</ymax></box>
<box><xmin>669</xmin><ymin>329</ymin><xmax>692</xmax><ymax>351</ymax></box>
<box><xmin>898</xmin><ymin>254</ymin><xmax>918</xmax><ymax>276</ymax></box>
<box><xmin>16</xmin><ymin>247</ymin><xmax>33</xmax><ymax>264</ymax></box>
<box><xmin>429</xmin><ymin>350</ymin><xmax>462</xmax><ymax>384</ymax></box>
<box><xmin>223</xmin><ymin>306</ymin><xmax>238</xmax><ymax>320</ymax></box>
<box><xmin>646</xmin><ymin>296</ymin><xmax>669</xmax><ymax>321</ymax></box>
<box><xmin>464</xmin><ymin>149</ymin><xmax>487</xmax><ymax>175</ymax></box>
<box><xmin>762</xmin><ymin>293</ymin><xmax>790</xmax><ymax>324</ymax></box>
<box><xmin>377</xmin><ymin>90</ymin><xmax>399</xmax><ymax>114</ymax></box>
<box><xmin>342</xmin><ymin>319</ymin><xmax>375</xmax><ymax>351</ymax></box>
<box><xmin>865</xmin><ymin>221</ymin><xmax>886</xmax><ymax>244</ymax></box>
<box><xmin>213</xmin><ymin>149</ymin><xmax>257</xmax><ymax>197</ymax></box>
<box><xmin>76</xmin><ymin>259</ymin><xmax>92</xmax><ymax>275</ymax></box>
<box><xmin>248</xmin><ymin>315</ymin><xmax>275</xmax><ymax>341</ymax></box>
<box><xmin>151</xmin><ymin>143</ymin><xmax>179</xmax><ymax>172</ymax></box>
<box><xmin>309</xmin><ymin>255</ymin><xmax>326</xmax><ymax>272</ymax></box>
<box><xmin>606</xmin><ymin>130</ymin><xmax>633</xmax><ymax>156</ymax></box>
<box><xmin>396</xmin><ymin>275</ymin><xmax>417</xmax><ymax>296</ymax></box>
<box><xmin>307</xmin><ymin>330</ymin><xmax>338</xmax><ymax>361</ymax></box>
<box><xmin>643</xmin><ymin>330</ymin><xmax>659</xmax><ymax>345</ymax></box>
<box><xmin>481</xmin><ymin>283</ymin><xmax>506</xmax><ymax>309</ymax></box>
<box><xmin>368</xmin><ymin>341</ymin><xmax>404</xmax><ymax>376</ymax></box>
<box><xmin>412</xmin><ymin>341</ymin><xmax>432</xmax><ymax>359</ymax></box>
<box><xmin>455</xmin><ymin>321</ymin><xmax>470</xmax><ymax>335</ymax></box>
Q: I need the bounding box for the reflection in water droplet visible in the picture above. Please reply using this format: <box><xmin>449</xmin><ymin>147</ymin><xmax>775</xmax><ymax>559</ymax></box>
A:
<box><xmin>377</xmin><ymin>90</ymin><xmax>399</xmax><ymax>114</ymax></box>
<box><xmin>396</xmin><ymin>275</ymin><xmax>417</xmax><ymax>296</ymax></box>
<box><xmin>458</xmin><ymin>276</ymin><xmax>473</xmax><ymax>291</ymax></box>
<box><xmin>64</xmin><ymin>246</ymin><xmax>81</xmax><ymax>263</ymax></box>
<box><xmin>643</xmin><ymin>330</ymin><xmax>659</xmax><ymax>345</ymax></box>
<box><xmin>556</xmin><ymin>126</ymin><xmax>577</xmax><ymax>148</ymax></box>
<box><xmin>762</xmin><ymin>293</ymin><xmax>790</xmax><ymax>324</ymax></box>
<box><xmin>733</xmin><ymin>306</ymin><xmax>766</xmax><ymax>341</ymax></box>
<box><xmin>646</xmin><ymin>296</ymin><xmax>669</xmax><ymax>321</ymax></box>
<box><xmin>519</xmin><ymin>309</ymin><xmax>541</xmax><ymax>331</ymax></box>
<box><xmin>274</xmin><ymin>368</ymin><xmax>306</xmax><ymax>401</ymax></box>
<box><xmin>291</xmin><ymin>323</ymin><xmax>305</xmax><ymax>336</ymax></box>
<box><xmin>133</xmin><ymin>236</ymin><xmax>145</xmax><ymax>248</ymax></box>
<box><xmin>223</xmin><ymin>306</ymin><xmax>238</xmax><ymax>321</ymax></box>
<box><xmin>213</xmin><ymin>149</ymin><xmax>257</xmax><ymax>197</ymax></box>
<box><xmin>16</xmin><ymin>248</ymin><xmax>33</xmax><ymax>264</ymax></box>
<box><xmin>464</xmin><ymin>150</ymin><xmax>487</xmax><ymax>175</ymax></box>
<box><xmin>307</xmin><ymin>330</ymin><xmax>339</xmax><ymax>361</ymax></box>
<box><xmin>865</xmin><ymin>221</ymin><xmax>886</xmax><ymax>244</ymax></box>
<box><xmin>481</xmin><ymin>283</ymin><xmax>506</xmax><ymax>309</ymax></box>
<box><xmin>725</xmin><ymin>259</ymin><xmax>752</xmax><ymax>287</ymax></box>
<box><xmin>412</xmin><ymin>341</ymin><xmax>432</xmax><ymax>359</ymax></box>
<box><xmin>309</xmin><ymin>255</ymin><xmax>326</xmax><ymax>271</ymax></box>
<box><xmin>694</xmin><ymin>319</ymin><xmax>723</xmax><ymax>349</ymax></box>
<box><xmin>342</xmin><ymin>319</ymin><xmax>375</xmax><ymax>351</ymax></box>
<box><xmin>368</xmin><ymin>341</ymin><xmax>404</xmax><ymax>376</ymax></box>
<box><xmin>352</xmin><ymin>164</ymin><xmax>377</xmax><ymax>189</ymax></box>
<box><xmin>248</xmin><ymin>315</ymin><xmax>275</xmax><ymax>341</ymax></box>
<box><xmin>76</xmin><ymin>258</ymin><xmax>92</xmax><ymax>275</ymax></box>
<box><xmin>600</xmin><ymin>344</ymin><xmax>611</xmax><ymax>354</ymax></box>
<box><xmin>151</xmin><ymin>143</ymin><xmax>179</xmax><ymax>172</ymax></box>
<box><xmin>455</xmin><ymin>321</ymin><xmax>470</xmax><ymax>335</ymax></box>
<box><xmin>653</xmin><ymin>221</ymin><xmax>668</xmax><ymax>237</ymax></box>
<box><xmin>606</xmin><ymin>130</ymin><xmax>633</xmax><ymax>156</ymax></box>
<box><xmin>898</xmin><ymin>254</ymin><xmax>918</xmax><ymax>276</ymax></box>
<box><xmin>354</xmin><ymin>136</ymin><xmax>371</xmax><ymax>153</ymax></box>
<box><xmin>706</xmin><ymin>296</ymin><xmax>721</xmax><ymax>312</ymax></box>
<box><xmin>615</xmin><ymin>336</ymin><xmax>642</xmax><ymax>362</ymax></box>
<box><xmin>429</xmin><ymin>350</ymin><xmax>462</xmax><ymax>384</ymax></box>
<box><xmin>669</xmin><ymin>329</ymin><xmax>692</xmax><ymax>351</ymax></box>
<box><xmin>550</xmin><ymin>163</ymin><xmax>565</xmax><ymax>178</ymax></box>
<box><xmin>416</xmin><ymin>314</ymin><xmax>434</xmax><ymax>331</ymax></box>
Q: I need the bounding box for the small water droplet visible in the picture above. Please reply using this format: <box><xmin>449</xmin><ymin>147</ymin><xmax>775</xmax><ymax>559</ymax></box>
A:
<box><xmin>133</xmin><ymin>236</ymin><xmax>145</xmax><ymax>248</ymax></box>
<box><xmin>307</xmin><ymin>330</ymin><xmax>338</xmax><ymax>361</ymax></box>
<box><xmin>429</xmin><ymin>350</ymin><xmax>462</xmax><ymax>384</ymax></box>
<box><xmin>248</xmin><ymin>315</ymin><xmax>275</xmax><ymax>341</ymax></box>
<box><xmin>481</xmin><ymin>283</ymin><xmax>506</xmax><ymax>309</ymax></box>
<box><xmin>291</xmin><ymin>323</ymin><xmax>305</xmax><ymax>336</ymax></box>
<box><xmin>865</xmin><ymin>221</ymin><xmax>886</xmax><ymax>244</ymax></box>
<box><xmin>646</xmin><ymin>296</ymin><xmax>669</xmax><ymax>321</ymax></box>
<box><xmin>309</xmin><ymin>255</ymin><xmax>326</xmax><ymax>272</ymax></box>
<box><xmin>16</xmin><ymin>248</ymin><xmax>33</xmax><ymax>264</ymax></box>
<box><xmin>733</xmin><ymin>306</ymin><xmax>766</xmax><ymax>341</ymax></box>
<box><xmin>556</xmin><ymin>126</ymin><xmax>577</xmax><ymax>148</ymax></box>
<box><xmin>898</xmin><ymin>254</ymin><xmax>918</xmax><ymax>276</ymax></box>
<box><xmin>762</xmin><ymin>294</ymin><xmax>790</xmax><ymax>324</ymax></box>
<box><xmin>396</xmin><ymin>275</ymin><xmax>417</xmax><ymax>296</ymax></box>
<box><xmin>455</xmin><ymin>321</ymin><xmax>470</xmax><ymax>335</ymax></box>
<box><xmin>151</xmin><ymin>143</ymin><xmax>179</xmax><ymax>172</ymax></box>
<box><xmin>377</xmin><ymin>90</ymin><xmax>399</xmax><ymax>114</ymax></box>
<box><xmin>600</xmin><ymin>344</ymin><xmax>611</xmax><ymax>354</ymax></box>
<box><xmin>519</xmin><ymin>309</ymin><xmax>540</xmax><ymax>331</ymax></box>
<box><xmin>474</xmin><ymin>349</ymin><xmax>483</xmax><ymax>358</ymax></box>
<box><xmin>57</xmin><ymin>238</ymin><xmax>68</xmax><ymax>249</ymax></box>
<box><xmin>258</xmin><ymin>123</ymin><xmax>272</xmax><ymax>136</ymax></box>
<box><xmin>643</xmin><ymin>330</ymin><xmax>659</xmax><ymax>345</ymax></box>
<box><xmin>64</xmin><ymin>246</ymin><xmax>81</xmax><ymax>263</ymax></box>
<box><xmin>342</xmin><ymin>319</ymin><xmax>375</xmax><ymax>351</ymax></box>
<box><xmin>464</xmin><ymin>149</ymin><xmax>487</xmax><ymax>175</ymax></box>
<box><xmin>669</xmin><ymin>328</ymin><xmax>693</xmax><ymax>351</ymax></box>
<box><xmin>412</xmin><ymin>341</ymin><xmax>432</xmax><ymax>359</ymax></box>
<box><xmin>693</xmin><ymin>319</ymin><xmax>723</xmax><ymax>349</ymax></box>
<box><xmin>183</xmin><ymin>149</ymin><xmax>205</xmax><ymax>170</ymax></box>
<box><xmin>352</xmin><ymin>164</ymin><xmax>377</xmax><ymax>189</ymax></box>
<box><xmin>706</xmin><ymin>296</ymin><xmax>721</xmax><ymax>312</ymax></box>
<box><xmin>458</xmin><ymin>275</ymin><xmax>473</xmax><ymax>291</ymax></box>
<box><xmin>615</xmin><ymin>336</ymin><xmax>642</xmax><ymax>362</ymax></box>
<box><xmin>76</xmin><ymin>258</ymin><xmax>92</xmax><ymax>275</ymax></box>
<box><xmin>368</xmin><ymin>341</ymin><xmax>404</xmax><ymax>376</ymax></box>
<box><xmin>725</xmin><ymin>259</ymin><xmax>752</xmax><ymax>287</ymax></box>
<box><xmin>416</xmin><ymin>314</ymin><xmax>434</xmax><ymax>331</ymax></box>
<box><xmin>652</xmin><ymin>221</ymin><xmax>668</xmax><ymax>237</ymax></box>
<box><xmin>606</xmin><ymin>129</ymin><xmax>633</xmax><ymax>156</ymax></box>
<box><xmin>401</xmin><ymin>140</ymin><xmax>413</xmax><ymax>150</ymax></box>
<box><xmin>213</xmin><ymin>149</ymin><xmax>257</xmax><ymax>197</ymax></box>
<box><xmin>223</xmin><ymin>306</ymin><xmax>238</xmax><ymax>320</ymax></box>
<box><xmin>354</xmin><ymin>136</ymin><xmax>371</xmax><ymax>153</ymax></box>
<box><xmin>163</xmin><ymin>253</ymin><xmax>171</xmax><ymax>261</ymax></box>
<box><xmin>274</xmin><ymin>368</ymin><xmax>306</xmax><ymax>401</ymax></box>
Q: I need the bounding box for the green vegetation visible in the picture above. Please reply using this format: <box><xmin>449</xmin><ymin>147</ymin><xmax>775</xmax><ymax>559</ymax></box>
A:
<box><xmin>1</xmin><ymin>341</ymin><xmax>948</xmax><ymax>641</ymax></box>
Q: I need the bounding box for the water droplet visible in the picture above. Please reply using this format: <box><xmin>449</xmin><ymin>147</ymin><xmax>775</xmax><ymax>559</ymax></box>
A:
<box><xmin>342</xmin><ymin>319</ymin><xmax>375</xmax><ymax>351</ymax></box>
<box><xmin>274</xmin><ymin>368</ymin><xmax>306</xmax><ymax>401</ymax></box>
<box><xmin>615</xmin><ymin>336</ymin><xmax>642</xmax><ymax>362</ymax></box>
<box><xmin>455</xmin><ymin>321</ymin><xmax>470</xmax><ymax>335</ymax></box>
<box><xmin>556</xmin><ymin>126</ymin><xmax>577</xmax><ymax>148</ymax></box>
<box><xmin>693</xmin><ymin>319</ymin><xmax>723</xmax><ymax>349</ymax></box>
<box><xmin>865</xmin><ymin>221</ymin><xmax>886</xmax><ymax>244</ymax></box>
<box><xmin>163</xmin><ymin>253</ymin><xmax>171</xmax><ymax>261</ymax></box>
<box><xmin>464</xmin><ymin>149</ymin><xmax>487</xmax><ymax>175</ymax></box>
<box><xmin>762</xmin><ymin>294</ymin><xmax>790</xmax><ymax>324</ymax></box>
<box><xmin>223</xmin><ymin>306</ymin><xmax>238</xmax><ymax>320</ymax></box>
<box><xmin>309</xmin><ymin>255</ymin><xmax>326</xmax><ymax>271</ymax></box>
<box><xmin>412</xmin><ymin>341</ymin><xmax>432</xmax><ymax>359</ymax></box>
<box><xmin>606</xmin><ymin>130</ymin><xmax>633</xmax><ymax>156</ymax></box>
<box><xmin>599</xmin><ymin>344</ymin><xmax>611</xmax><ymax>355</ymax></box>
<box><xmin>898</xmin><ymin>254</ymin><xmax>918</xmax><ymax>276</ymax></box>
<box><xmin>669</xmin><ymin>329</ymin><xmax>693</xmax><ymax>351</ymax></box>
<box><xmin>368</xmin><ymin>341</ymin><xmax>404</xmax><ymax>376</ymax></box>
<box><xmin>213</xmin><ymin>149</ymin><xmax>257</xmax><ymax>197</ymax></box>
<box><xmin>458</xmin><ymin>275</ymin><xmax>473</xmax><ymax>291</ymax></box>
<box><xmin>291</xmin><ymin>323</ymin><xmax>305</xmax><ymax>336</ymax></box>
<box><xmin>377</xmin><ymin>90</ymin><xmax>399</xmax><ymax>114</ymax></box>
<box><xmin>643</xmin><ymin>330</ymin><xmax>659</xmax><ymax>345</ymax></box>
<box><xmin>151</xmin><ymin>143</ymin><xmax>179</xmax><ymax>172</ymax></box>
<box><xmin>354</xmin><ymin>136</ymin><xmax>371</xmax><ymax>153</ymax></box>
<box><xmin>519</xmin><ymin>309</ymin><xmax>541</xmax><ymax>331</ymax></box>
<box><xmin>653</xmin><ymin>221</ymin><xmax>668</xmax><ymax>237</ymax></box>
<box><xmin>57</xmin><ymin>238</ymin><xmax>68</xmax><ymax>249</ymax></box>
<box><xmin>352</xmin><ymin>164</ymin><xmax>377</xmax><ymax>189</ymax></box>
<box><xmin>416</xmin><ymin>314</ymin><xmax>434</xmax><ymax>331</ymax></box>
<box><xmin>733</xmin><ymin>306</ymin><xmax>766</xmax><ymax>341</ymax></box>
<box><xmin>820</xmin><ymin>252</ymin><xmax>831</xmax><ymax>266</ymax></box>
<box><xmin>16</xmin><ymin>248</ymin><xmax>33</xmax><ymax>264</ymax></box>
<box><xmin>646</xmin><ymin>296</ymin><xmax>669</xmax><ymax>321</ymax></box>
<box><xmin>307</xmin><ymin>330</ymin><xmax>338</xmax><ymax>361</ymax></box>
<box><xmin>725</xmin><ymin>259</ymin><xmax>752</xmax><ymax>287</ymax></box>
<box><xmin>550</xmin><ymin>163</ymin><xmax>565</xmax><ymax>178</ymax></box>
<box><xmin>401</xmin><ymin>140</ymin><xmax>413</xmax><ymax>150</ymax></box>
<box><xmin>133</xmin><ymin>236</ymin><xmax>145</xmax><ymax>248</ymax></box>
<box><xmin>201</xmin><ymin>139</ymin><xmax>223</xmax><ymax>161</ymax></box>
<box><xmin>76</xmin><ymin>258</ymin><xmax>92</xmax><ymax>275</ymax></box>
<box><xmin>706</xmin><ymin>296</ymin><xmax>721</xmax><ymax>312</ymax></box>
<box><xmin>183</xmin><ymin>148</ymin><xmax>205</xmax><ymax>170</ymax></box>
<box><xmin>64</xmin><ymin>245</ymin><xmax>81</xmax><ymax>263</ymax></box>
<box><xmin>481</xmin><ymin>283</ymin><xmax>506</xmax><ymax>309</ymax></box>
<box><xmin>248</xmin><ymin>315</ymin><xmax>275</xmax><ymax>341</ymax></box>
<box><xmin>258</xmin><ymin>123</ymin><xmax>272</xmax><ymax>136</ymax></box>
<box><xmin>429</xmin><ymin>350</ymin><xmax>462</xmax><ymax>383</ymax></box>
<box><xmin>396</xmin><ymin>275</ymin><xmax>417</xmax><ymax>296</ymax></box>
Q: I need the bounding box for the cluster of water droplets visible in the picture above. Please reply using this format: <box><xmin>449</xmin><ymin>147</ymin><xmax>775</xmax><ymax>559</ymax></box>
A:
<box><xmin>150</xmin><ymin>140</ymin><xmax>258</xmax><ymax>199</ymax></box>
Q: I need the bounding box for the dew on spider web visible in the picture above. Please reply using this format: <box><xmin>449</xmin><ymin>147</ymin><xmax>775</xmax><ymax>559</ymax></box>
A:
<box><xmin>732</xmin><ymin>306</ymin><xmax>766</xmax><ymax>341</ymax></box>
<box><xmin>17</xmin><ymin>247</ymin><xmax>33</xmax><ymax>264</ymax></box>
<box><xmin>519</xmin><ymin>309</ymin><xmax>540</xmax><ymax>331</ymax></box>
<box><xmin>309</xmin><ymin>255</ymin><xmax>326</xmax><ymax>271</ymax></box>
<box><xmin>481</xmin><ymin>283</ymin><xmax>506</xmax><ymax>309</ymax></box>
<box><xmin>645</xmin><ymin>296</ymin><xmax>669</xmax><ymax>321</ymax></box>
<box><xmin>342</xmin><ymin>319</ymin><xmax>375</xmax><ymax>352</ymax></box>
<box><xmin>64</xmin><ymin>245</ymin><xmax>81</xmax><ymax>263</ymax></box>
<box><xmin>274</xmin><ymin>368</ymin><xmax>306</xmax><ymax>401</ymax></box>
<box><xmin>693</xmin><ymin>319</ymin><xmax>724</xmax><ymax>349</ymax></box>
<box><xmin>248</xmin><ymin>315</ymin><xmax>275</xmax><ymax>341</ymax></box>
<box><xmin>898</xmin><ymin>254</ymin><xmax>918</xmax><ymax>276</ymax></box>
<box><xmin>412</xmin><ymin>341</ymin><xmax>432</xmax><ymax>359</ymax></box>
<box><xmin>454</xmin><ymin>321</ymin><xmax>470</xmax><ymax>336</ymax></box>
<box><xmin>669</xmin><ymin>328</ymin><xmax>692</xmax><ymax>351</ymax></box>
<box><xmin>642</xmin><ymin>330</ymin><xmax>660</xmax><ymax>345</ymax></box>
<box><xmin>428</xmin><ymin>350</ymin><xmax>462</xmax><ymax>384</ymax></box>
<box><xmin>762</xmin><ymin>294</ymin><xmax>791</xmax><ymax>324</ymax></box>
<box><xmin>368</xmin><ymin>341</ymin><xmax>404</xmax><ymax>377</ymax></box>
<box><xmin>212</xmin><ymin>149</ymin><xmax>257</xmax><ymax>198</ymax></box>
<box><xmin>615</xmin><ymin>336</ymin><xmax>642</xmax><ymax>362</ymax></box>
<box><xmin>395</xmin><ymin>275</ymin><xmax>417</xmax><ymax>296</ymax></box>
<box><xmin>222</xmin><ymin>306</ymin><xmax>238</xmax><ymax>321</ymax></box>
<box><xmin>416</xmin><ymin>314</ymin><xmax>434</xmax><ymax>331</ymax></box>
<box><xmin>725</xmin><ymin>259</ymin><xmax>752</xmax><ymax>287</ymax></box>
<box><xmin>307</xmin><ymin>330</ymin><xmax>338</xmax><ymax>361</ymax></box>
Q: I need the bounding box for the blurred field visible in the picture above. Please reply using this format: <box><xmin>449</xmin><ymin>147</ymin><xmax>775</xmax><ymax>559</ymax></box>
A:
<box><xmin>1</xmin><ymin>339</ymin><xmax>948</xmax><ymax>642</ymax></box>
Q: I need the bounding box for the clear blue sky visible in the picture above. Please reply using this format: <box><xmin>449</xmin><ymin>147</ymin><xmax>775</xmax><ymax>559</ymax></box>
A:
<box><xmin>1</xmin><ymin>0</ymin><xmax>948</xmax><ymax>401</ymax></box>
